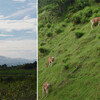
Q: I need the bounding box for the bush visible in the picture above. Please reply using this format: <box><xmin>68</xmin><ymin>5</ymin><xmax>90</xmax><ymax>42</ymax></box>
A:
<box><xmin>75</xmin><ymin>31</ymin><xmax>84</xmax><ymax>38</ymax></box>
<box><xmin>94</xmin><ymin>0</ymin><xmax>100</xmax><ymax>3</ymax></box>
<box><xmin>71</xmin><ymin>27</ymin><xmax>76</xmax><ymax>31</ymax></box>
<box><xmin>76</xmin><ymin>0</ymin><xmax>90</xmax><ymax>10</ymax></box>
<box><xmin>64</xmin><ymin>18</ymin><xmax>70</xmax><ymax>23</ymax></box>
<box><xmin>41</xmin><ymin>42</ymin><xmax>46</xmax><ymax>46</ymax></box>
<box><xmin>71</xmin><ymin>13</ymin><xmax>81</xmax><ymax>24</ymax></box>
<box><xmin>92</xmin><ymin>10</ymin><xmax>100</xmax><ymax>18</ymax></box>
<box><xmin>71</xmin><ymin>7</ymin><xmax>92</xmax><ymax>24</ymax></box>
<box><xmin>93</xmin><ymin>8</ymin><xmax>99</xmax><ymax>13</ymax></box>
<box><xmin>98</xmin><ymin>36</ymin><xmax>100</xmax><ymax>39</ymax></box>
<box><xmin>83</xmin><ymin>7</ymin><xmax>92</xmax><ymax>18</ymax></box>
<box><xmin>39</xmin><ymin>47</ymin><xmax>50</xmax><ymax>55</ymax></box>
<box><xmin>47</xmin><ymin>32</ymin><xmax>53</xmax><ymax>37</ymax></box>
<box><xmin>81</xmin><ymin>16</ymin><xmax>89</xmax><ymax>23</ymax></box>
<box><xmin>63</xmin><ymin>58</ymin><xmax>69</xmax><ymax>63</ymax></box>
<box><xmin>68</xmin><ymin>6</ymin><xmax>75</xmax><ymax>12</ymax></box>
<box><xmin>38</xmin><ymin>24</ymin><xmax>44</xmax><ymax>29</ymax></box>
<box><xmin>47</xmin><ymin>23</ymin><xmax>51</xmax><ymax>28</ymax></box>
<box><xmin>55</xmin><ymin>28</ymin><xmax>63</xmax><ymax>34</ymax></box>
<box><xmin>62</xmin><ymin>24</ymin><xmax>66</xmax><ymax>27</ymax></box>
<box><xmin>64</xmin><ymin>64</ymin><xmax>69</xmax><ymax>70</ymax></box>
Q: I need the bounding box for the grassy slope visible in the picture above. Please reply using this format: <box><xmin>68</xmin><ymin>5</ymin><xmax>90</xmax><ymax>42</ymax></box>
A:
<box><xmin>38</xmin><ymin>3</ymin><xmax>100</xmax><ymax>100</ymax></box>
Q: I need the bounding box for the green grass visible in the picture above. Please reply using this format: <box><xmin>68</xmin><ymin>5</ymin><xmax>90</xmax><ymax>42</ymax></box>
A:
<box><xmin>38</xmin><ymin>2</ymin><xmax>100</xmax><ymax>100</ymax></box>
<box><xmin>0</xmin><ymin>69</ymin><xmax>36</xmax><ymax>100</ymax></box>
<box><xmin>0</xmin><ymin>69</ymin><xmax>34</xmax><ymax>75</ymax></box>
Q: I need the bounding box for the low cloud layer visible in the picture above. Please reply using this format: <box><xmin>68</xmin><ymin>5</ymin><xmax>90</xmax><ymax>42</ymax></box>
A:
<box><xmin>13</xmin><ymin>0</ymin><xmax>26</xmax><ymax>2</ymax></box>
<box><xmin>0</xmin><ymin>34</ymin><xmax>13</xmax><ymax>37</ymax></box>
<box><xmin>0</xmin><ymin>17</ymin><xmax>37</xmax><ymax>32</ymax></box>
<box><xmin>0</xmin><ymin>39</ymin><xmax>37</xmax><ymax>60</ymax></box>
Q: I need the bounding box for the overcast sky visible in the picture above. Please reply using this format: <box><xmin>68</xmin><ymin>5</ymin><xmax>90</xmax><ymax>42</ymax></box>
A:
<box><xmin>0</xmin><ymin>0</ymin><xmax>37</xmax><ymax>60</ymax></box>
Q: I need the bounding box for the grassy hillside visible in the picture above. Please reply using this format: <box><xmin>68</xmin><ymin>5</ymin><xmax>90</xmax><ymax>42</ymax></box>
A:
<box><xmin>38</xmin><ymin>1</ymin><xmax>100</xmax><ymax>100</ymax></box>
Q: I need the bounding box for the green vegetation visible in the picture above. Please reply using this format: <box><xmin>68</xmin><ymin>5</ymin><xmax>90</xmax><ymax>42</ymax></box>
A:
<box><xmin>38</xmin><ymin>0</ymin><xmax>100</xmax><ymax>100</ymax></box>
<box><xmin>75</xmin><ymin>31</ymin><xmax>84</xmax><ymax>38</ymax></box>
<box><xmin>0</xmin><ymin>62</ymin><xmax>37</xmax><ymax>100</ymax></box>
<box><xmin>47</xmin><ymin>32</ymin><xmax>53</xmax><ymax>37</ymax></box>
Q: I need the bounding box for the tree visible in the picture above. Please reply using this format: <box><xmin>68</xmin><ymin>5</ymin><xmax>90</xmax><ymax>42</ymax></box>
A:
<box><xmin>53</xmin><ymin>0</ymin><xmax>75</xmax><ymax>14</ymax></box>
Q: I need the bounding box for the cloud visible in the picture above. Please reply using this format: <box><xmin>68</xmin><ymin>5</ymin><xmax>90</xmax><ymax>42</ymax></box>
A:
<box><xmin>0</xmin><ymin>5</ymin><xmax>36</xmax><ymax>20</ymax></box>
<box><xmin>23</xmin><ymin>16</ymin><xmax>30</xmax><ymax>20</ymax></box>
<box><xmin>4</xmin><ymin>7</ymin><xmax>35</xmax><ymax>19</ymax></box>
<box><xmin>0</xmin><ymin>34</ymin><xmax>13</xmax><ymax>37</ymax></box>
<box><xmin>0</xmin><ymin>39</ymin><xmax>37</xmax><ymax>60</ymax></box>
<box><xmin>26</xmin><ymin>31</ymin><xmax>33</xmax><ymax>34</ymax></box>
<box><xmin>0</xmin><ymin>17</ymin><xmax>37</xmax><ymax>32</ymax></box>
<box><xmin>13</xmin><ymin>0</ymin><xmax>26</xmax><ymax>2</ymax></box>
<box><xmin>28</xmin><ymin>2</ymin><xmax>37</xmax><ymax>7</ymax></box>
<box><xmin>0</xmin><ymin>15</ymin><xmax>4</xmax><ymax>19</ymax></box>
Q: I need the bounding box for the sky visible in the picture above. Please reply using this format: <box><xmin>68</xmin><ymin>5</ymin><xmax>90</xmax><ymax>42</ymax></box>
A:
<box><xmin>0</xmin><ymin>0</ymin><xmax>37</xmax><ymax>60</ymax></box>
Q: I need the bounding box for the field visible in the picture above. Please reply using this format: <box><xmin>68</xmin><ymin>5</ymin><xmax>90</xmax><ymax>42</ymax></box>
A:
<box><xmin>0</xmin><ymin>63</ymin><xmax>36</xmax><ymax>100</ymax></box>
<box><xmin>38</xmin><ymin>0</ymin><xmax>100</xmax><ymax>100</ymax></box>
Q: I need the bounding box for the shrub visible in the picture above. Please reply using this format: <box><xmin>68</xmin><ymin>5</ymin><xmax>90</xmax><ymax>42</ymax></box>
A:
<box><xmin>64</xmin><ymin>64</ymin><xmax>69</xmax><ymax>70</ymax></box>
<box><xmin>47</xmin><ymin>23</ymin><xmax>51</xmax><ymax>28</ymax></box>
<box><xmin>41</xmin><ymin>42</ymin><xmax>46</xmax><ymax>46</ymax></box>
<box><xmin>68</xmin><ymin>6</ymin><xmax>75</xmax><ymax>12</ymax></box>
<box><xmin>64</xmin><ymin>18</ymin><xmax>70</xmax><ymax>23</ymax></box>
<box><xmin>71</xmin><ymin>7</ymin><xmax>93</xmax><ymax>24</ymax></box>
<box><xmin>76</xmin><ymin>0</ymin><xmax>90</xmax><ymax>10</ymax></box>
<box><xmin>63</xmin><ymin>58</ymin><xmax>69</xmax><ymax>63</ymax></box>
<box><xmin>96</xmin><ymin>11</ymin><xmax>100</xmax><ymax>16</ymax></box>
<box><xmin>98</xmin><ymin>36</ymin><xmax>100</xmax><ymax>39</ymax></box>
<box><xmin>93</xmin><ymin>8</ymin><xmax>99</xmax><ymax>13</ymax></box>
<box><xmin>94</xmin><ymin>0</ymin><xmax>100</xmax><ymax>3</ymax></box>
<box><xmin>62</xmin><ymin>24</ymin><xmax>66</xmax><ymax>27</ymax></box>
<box><xmin>47</xmin><ymin>32</ymin><xmax>53</xmax><ymax>37</ymax></box>
<box><xmin>81</xmin><ymin>16</ymin><xmax>89</xmax><ymax>23</ymax></box>
<box><xmin>75</xmin><ymin>31</ymin><xmax>84</xmax><ymax>38</ymax></box>
<box><xmin>71</xmin><ymin>12</ymin><xmax>81</xmax><ymax>24</ymax></box>
<box><xmin>83</xmin><ymin>7</ymin><xmax>92</xmax><ymax>18</ymax></box>
<box><xmin>39</xmin><ymin>47</ymin><xmax>50</xmax><ymax>55</ymax></box>
<box><xmin>55</xmin><ymin>28</ymin><xmax>63</xmax><ymax>34</ymax></box>
<box><xmin>38</xmin><ymin>24</ymin><xmax>44</xmax><ymax>29</ymax></box>
<box><xmin>92</xmin><ymin>13</ymin><xmax>99</xmax><ymax>18</ymax></box>
<box><xmin>71</xmin><ymin>27</ymin><xmax>76</xmax><ymax>31</ymax></box>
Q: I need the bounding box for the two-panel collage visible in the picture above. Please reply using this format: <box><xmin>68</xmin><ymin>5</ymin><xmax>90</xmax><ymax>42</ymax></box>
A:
<box><xmin>0</xmin><ymin>0</ymin><xmax>100</xmax><ymax>100</ymax></box>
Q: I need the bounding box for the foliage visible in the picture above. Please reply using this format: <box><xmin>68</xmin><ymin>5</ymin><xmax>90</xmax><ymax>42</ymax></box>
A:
<box><xmin>71</xmin><ymin>12</ymin><xmax>81</xmax><ymax>24</ymax></box>
<box><xmin>71</xmin><ymin>7</ymin><xmax>93</xmax><ymax>24</ymax></box>
<box><xmin>64</xmin><ymin>64</ymin><xmax>69</xmax><ymax>70</ymax></box>
<box><xmin>83</xmin><ymin>7</ymin><xmax>92</xmax><ymax>17</ymax></box>
<box><xmin>39</xmin><ymin>47</ymin><xmax>50</xmax><ymax>55</ymax></box>
<box><xmin>47</xmin><ymin>32</ymin><xmax>53</xmax><ymax>37</ymax></box>
<box><xmin>47</xmin><ymin>23</ymin><xmax>51</xmax><ymax>28</ymax></box>
<box><xmin>41</xmin><ymin>42</ymin><xmax>46</xmax><ymax>46</ymax></box>
<box><xmin>0</xmin><ymin>63</ymin><xmax>37</xmax><ymax>100</ymax></box>
<box><xmin>75</xmin><ymin>0</ymin><xmax>90</xmax><ymax>10</ymax></box>
<box><xmin>81</xmin><ymin>16</ymin><xmax>89</xmax><ymax>24</ymax></box>
<box><xmin>39</xmin><ymin>24</ymin><xmax>44</xmax><ymax>29</ymax></box>
<box><xmin>55</xmin><ymin>28</ymin><xmax>63</xmax><ymax>34</ymax></box>
<box><xmin>38</xmin><ymin>1</ymin><xmax>100</xmax><ymax>100</ymax></box>
<box><xmin>75</xmin><ymin>31</ymin><xmax>84</xmax><ymax>38</ymax></box>
<box><xmin>94</xmin><ymin>0</ymin><xmax>100</xmax><ymax>3</ymax></box>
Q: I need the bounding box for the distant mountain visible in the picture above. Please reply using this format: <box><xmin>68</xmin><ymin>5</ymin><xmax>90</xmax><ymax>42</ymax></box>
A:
<box><xmin>0</xmin><ymin>56</ymin><xmax>35</xmax><ymax>66</ymax></box>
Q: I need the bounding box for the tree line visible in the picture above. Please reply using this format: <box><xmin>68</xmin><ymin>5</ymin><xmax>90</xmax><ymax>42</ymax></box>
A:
<box><xmin>0</xmin><ymin>61</ymin><xmax>37</xmax><ymax>70</ymax></box>
<box><xmin>39</xmin><ymin>0</ymin><xmax>100</xmax><ymax>15</ymax></box>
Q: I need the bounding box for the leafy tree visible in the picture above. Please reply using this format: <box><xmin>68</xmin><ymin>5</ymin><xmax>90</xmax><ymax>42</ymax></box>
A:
<box><xmin>53</xmin><ymin>0</ymin><xmax>74</xmax><ymax>14</ymax></box>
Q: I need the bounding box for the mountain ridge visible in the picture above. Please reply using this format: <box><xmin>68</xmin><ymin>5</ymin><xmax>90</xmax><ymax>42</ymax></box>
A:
<box><xmin>0</xmin><ymin>56</ymin><xmax>35</xmax><ymax>66</ymax></box>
